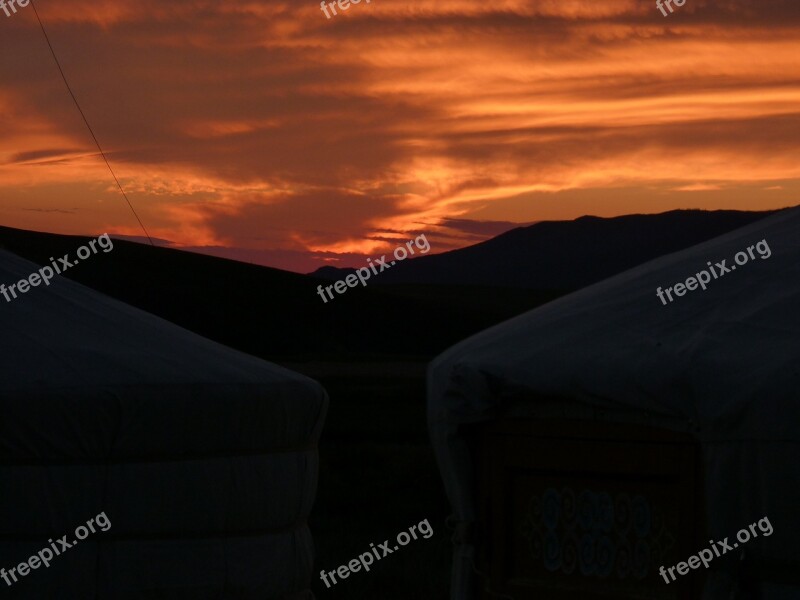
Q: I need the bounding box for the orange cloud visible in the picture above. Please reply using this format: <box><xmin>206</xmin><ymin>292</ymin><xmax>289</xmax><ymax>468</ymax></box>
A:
<box><xmin>0</xmin><ymin>0</ymin><xmax>798</xmax><ymax>271</ymax></box>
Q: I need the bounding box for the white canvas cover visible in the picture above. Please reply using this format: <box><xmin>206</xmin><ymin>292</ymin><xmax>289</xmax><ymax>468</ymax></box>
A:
<box><xmin>0</xmin><ymin>249</ymin><xmax>327</xmax><ymax>599</ymax></box>
<box><xmin>428</xmin><ymin>206</ymin><xmax>800</xmax><ymax>599</ymax></box>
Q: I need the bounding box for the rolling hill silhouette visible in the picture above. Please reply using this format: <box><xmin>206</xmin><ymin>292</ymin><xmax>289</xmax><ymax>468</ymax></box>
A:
<box><xmin>312</xmin><ymin>209</ymin><xmax>778</xmax><ymax>289</ymax></box>
<box><xmin>0</xmin><ymin>208</ymin><xmax>778</xmax><ymax>360</ymax></box>
<box><xmin>0</xmin><ymin>225</ymin><xmax>556</xmax><ymax>360</ymax></box>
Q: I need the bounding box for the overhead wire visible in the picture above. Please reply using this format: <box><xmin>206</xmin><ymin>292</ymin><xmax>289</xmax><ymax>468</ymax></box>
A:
<box><xmin>28</xmin><ymin>0</ymin><xmax>155</xmax><ymax>246</ymax></box>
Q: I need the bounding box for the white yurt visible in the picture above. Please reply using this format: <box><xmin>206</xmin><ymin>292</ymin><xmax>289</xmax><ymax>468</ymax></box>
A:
<box><xmin>0</xmin><ymin>248</ymin><xmax>327</xmax><ymax>599</ymax></box>
<box><xmin>429</xmin><ymin>206</ymin><xmax>800</xmax><ymax>600</ymax></box>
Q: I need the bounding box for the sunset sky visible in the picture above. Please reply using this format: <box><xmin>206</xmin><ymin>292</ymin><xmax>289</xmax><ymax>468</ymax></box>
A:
<box><xmin>1</xmin><ymin>0</ymin><xmax>798</xmax><ymax>272</ymax></box>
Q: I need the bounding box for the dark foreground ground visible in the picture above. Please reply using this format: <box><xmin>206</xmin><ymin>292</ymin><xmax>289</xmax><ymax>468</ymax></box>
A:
<box><xmin>300</xmin><ymin>364</ymin><xmax>450</xmax><ymax>599</ymax></box>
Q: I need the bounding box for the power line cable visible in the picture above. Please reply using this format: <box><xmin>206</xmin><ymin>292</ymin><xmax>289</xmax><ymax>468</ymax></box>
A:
<box><xmin>29</xmin><ymin>0</ymin><xmax>155</xmax><ymax>246</ymax></box>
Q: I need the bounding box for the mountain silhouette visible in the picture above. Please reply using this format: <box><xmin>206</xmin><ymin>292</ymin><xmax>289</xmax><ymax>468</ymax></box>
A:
<box><xmin>0</xmin><ymin>208</ymin><xmax>779</xmax><ymax>360</ymax></box>
<box><xmin>312</xmin><ymin>209</ymin><xmax>777</xmax><ymax>289</ymax></box>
